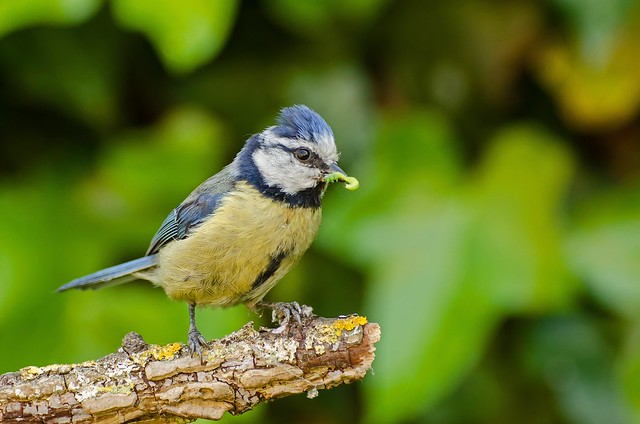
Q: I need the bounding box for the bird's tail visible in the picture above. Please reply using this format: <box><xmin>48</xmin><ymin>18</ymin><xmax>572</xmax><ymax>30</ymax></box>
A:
<box><xmin>57</xmin><ymin>254</ymin><xmax>159</xmax><ymax>292</ymax></box>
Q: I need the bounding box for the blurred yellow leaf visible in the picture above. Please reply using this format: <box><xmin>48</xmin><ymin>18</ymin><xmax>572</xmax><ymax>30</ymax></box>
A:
<box><xmin>533</xmin><ymin>11</ymin><xmax>640</xmax><ymax>131</ymax></box>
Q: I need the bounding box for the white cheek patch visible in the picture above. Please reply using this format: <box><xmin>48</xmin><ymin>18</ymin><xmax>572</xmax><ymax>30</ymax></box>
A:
<box><xmin>252</xmin><ymin>148</ymin><xmax>319</xmax><ymax>194</ymax></box>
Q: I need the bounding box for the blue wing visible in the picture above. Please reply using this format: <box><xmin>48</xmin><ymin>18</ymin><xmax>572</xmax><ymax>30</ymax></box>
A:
<box><xmin>146</xmin><ymin>192</ymin><xmax>226</xmax><ymax>255</ymax></box>
<box><xmin>146</xmin><ymin>164</ymin><xmax>236</xmax><ymax>255</ymax></box>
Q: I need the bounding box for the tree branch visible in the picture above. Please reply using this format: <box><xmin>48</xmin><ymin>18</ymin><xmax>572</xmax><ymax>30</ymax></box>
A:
<box><xmin>0</xmin><ymin>313</ymin><xmax>379</xmax><ymax>423</ymax></box>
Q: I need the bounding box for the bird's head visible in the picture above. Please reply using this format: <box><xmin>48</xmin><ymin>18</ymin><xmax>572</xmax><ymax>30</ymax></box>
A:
<box><xmin>237</xmin><ymin>105</ymin><xmax>357</xmax><ymax>207</ymax></box>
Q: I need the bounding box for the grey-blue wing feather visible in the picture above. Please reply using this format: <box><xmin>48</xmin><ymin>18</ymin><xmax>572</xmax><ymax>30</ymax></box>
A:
<box><xmin>146</xmin><ymin>166</ymin><xmax>236</xmax><ymax>255</ymax></box>
<box><xmin>57</xmin><ymin>255</ymin><xmax>158</xmax><ymax>291</ymax></box>
<box><xmin>146</xmin><ymin>193</ymin><xmax>225</xmax><ymax>254</ymax></box>
<box><xmin>146</xmin><ymin>209</ymin><xmax>179</xmax><ymax>255</ymax></box>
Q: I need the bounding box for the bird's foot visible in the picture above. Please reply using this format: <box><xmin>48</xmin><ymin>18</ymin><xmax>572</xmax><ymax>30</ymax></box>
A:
<box><xmin>187</xmin><ymin>327</ymin><xmax>207</xmax><ymax>360</ymax></box>
<box><xmin>268</xmin><ymin>301</ymin><xmax>314</xmax><ymax>327</ymax></box>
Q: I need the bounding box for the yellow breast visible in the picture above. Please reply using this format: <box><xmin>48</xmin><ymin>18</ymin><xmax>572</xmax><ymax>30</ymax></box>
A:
<box><xmin>153</xmin><ymin>182</ymin><xmax>322</xmax><ymax>307</ymax></box>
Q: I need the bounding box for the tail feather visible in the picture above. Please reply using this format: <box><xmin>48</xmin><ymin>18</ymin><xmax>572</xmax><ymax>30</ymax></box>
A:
<box><xmin>57</xmin><ymin>255</ymin><xmax>158</xmax><ymax>292</ymax></box>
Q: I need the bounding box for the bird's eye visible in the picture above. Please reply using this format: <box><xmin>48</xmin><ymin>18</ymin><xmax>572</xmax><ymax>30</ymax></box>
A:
<box><xmin>294</xmin><ymin>147</ymin><xmax>311</xmax><ymax>162</ymax></box>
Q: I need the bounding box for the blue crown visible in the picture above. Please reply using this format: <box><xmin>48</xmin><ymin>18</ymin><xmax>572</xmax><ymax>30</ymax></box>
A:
<box><xmin>273</xmin><ymin>105</ymin><xmax>334</xmax><ymax>142</ymax></box>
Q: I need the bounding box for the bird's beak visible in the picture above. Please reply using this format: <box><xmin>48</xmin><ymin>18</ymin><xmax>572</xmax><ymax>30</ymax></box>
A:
<box><xmin>324</xmin><ymin>163</ymin><xmax>359</xmax><ymax>191</ymax></box>
<box><xmin>328</xmin><ymin>162</ymin><xmax>347</xmax><ymax>176</ymax></box>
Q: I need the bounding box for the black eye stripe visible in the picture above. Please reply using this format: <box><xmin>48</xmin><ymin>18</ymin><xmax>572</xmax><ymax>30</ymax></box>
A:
<box><xmin>308</xmin><ymin>154</ymin><xmax>326</xmax><ymax>169</ymax></box>
<box><xmin>296</xmin><ymin>150</ymin><xmax>324</xmax><ymax>166</ymax></box>
<box><xmin>268</xmin><ymin>143</ymin><xmax>326</xmax><ymax>168</ymax></box>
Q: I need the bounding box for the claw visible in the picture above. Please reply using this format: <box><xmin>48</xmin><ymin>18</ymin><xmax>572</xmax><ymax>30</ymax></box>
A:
<box><xmin>187</xmin><ymin>303</ymin><xmax>207</xmax><ymax>361</ymax></box>
<box><xmin>188</xmin><ymin>328</ymin><xmax>207</xmax><ymax>360</ymax></box>
<box><xmin>269</xmin><ymin>301</ymin><xmax>314</xmax><ymax>326</ymax></box>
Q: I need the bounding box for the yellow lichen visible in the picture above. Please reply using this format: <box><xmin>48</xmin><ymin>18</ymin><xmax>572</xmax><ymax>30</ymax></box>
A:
<box><xmin>20</xmin><ymin>366</ymin><xmax>43</xmax><ymax>380</ymax></box>
<box><xmin>332</xmin><ymin>316</ymin><xmax>368</xmax><ymax>336</ymax></box>
<box><xmin>149</xmin><ymin>343</ymin><xmax>183</xmax><ymax>360</ymax></box>
<box><xmin>132</xmin><ymin>342</ymin><xmax>183</xmax><ymax>364</ymax></box>
<box><xmin>304</xmin><ymin>315</ymin><xmax>368</xmax><ymax>352</ymax></box>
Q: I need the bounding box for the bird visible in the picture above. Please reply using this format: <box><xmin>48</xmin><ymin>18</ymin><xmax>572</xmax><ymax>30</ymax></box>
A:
<box><xmin>57</xmin><ymin>105</ymin><xmax>359</xmax><ymax>356</ymax></box>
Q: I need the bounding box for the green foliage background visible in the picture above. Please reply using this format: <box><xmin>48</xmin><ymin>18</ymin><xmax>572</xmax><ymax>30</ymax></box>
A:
<box><xmin>1</xmin><ymin>1</ymin><xmax>640</xmax><ymax>423</ymax></box>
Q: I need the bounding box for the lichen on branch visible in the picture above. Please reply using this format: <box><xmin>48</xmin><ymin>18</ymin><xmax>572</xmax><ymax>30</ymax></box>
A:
<box><xmin>0</xmin><ymin>313</ymin><xmax>379</xmax><ymax>423</ymax></box>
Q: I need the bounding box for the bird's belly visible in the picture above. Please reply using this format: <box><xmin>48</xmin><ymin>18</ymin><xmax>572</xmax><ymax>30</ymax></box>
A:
<box><xmin>154</xmin><ymin>183</ymin><xmax>322</xmax><ymax>307</ymax></box>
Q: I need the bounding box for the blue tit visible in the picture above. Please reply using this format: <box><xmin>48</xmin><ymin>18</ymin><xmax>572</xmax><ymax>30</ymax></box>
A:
<box><xmin>57</xmin><ymin>105</ymin><xmax>359</xmax><ymax>355</ymax></box>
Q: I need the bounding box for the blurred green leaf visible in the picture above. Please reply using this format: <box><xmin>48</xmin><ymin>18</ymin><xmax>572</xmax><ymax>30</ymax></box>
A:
<box><xmin>264</xmin><ymin>0</ymin><xmax>389</xmax><ymax>37</ymax></box>
<box><xmin>0</xmin><ymin>0</ymin><xmax>101</xmax><ymax>37</ymax></box>
<box><xmin>111</xmin><ymin>0</ymin><xmax>238</xmax><ymax>73</ymax></box>
<box><xmin>319</xmin><ymin>109</ymin><xmax>462</xmax><ymax>264</ymax></box>
<box><xmin>566</xmin><ymin>186</ymin><xmax>640</xmax><ymax>318</ymax></box>
<box><xmin>472</xmin><ymin>125</ymin><xmax>577</xmax><ymax>311</ymax></box>
<box><xmin>362</xmin><ymin>199</ymin><xmax>499</xmax><ymax>423</ymax></box>
<box><xmin>619</xmin><ymin>322</ymin><xmax>640</xmax><ymax>422</ymax></box>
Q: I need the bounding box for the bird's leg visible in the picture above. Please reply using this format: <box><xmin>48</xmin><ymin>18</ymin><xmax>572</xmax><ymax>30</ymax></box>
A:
<box><xmin>254</xmin><ymin>301</ymin><xmax>314</xmax><ymax>327</ymax></box>
<box><xmin>187</xmin><ymin>303</ymin><xmax>207</xmax><ymax>359</ymax></box>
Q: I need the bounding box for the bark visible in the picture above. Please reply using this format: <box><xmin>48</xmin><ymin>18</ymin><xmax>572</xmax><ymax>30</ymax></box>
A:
<box><xmin>0</xmin><ymin>314</ymin><xmax>379</xmax><ymax>423</ymax></box>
